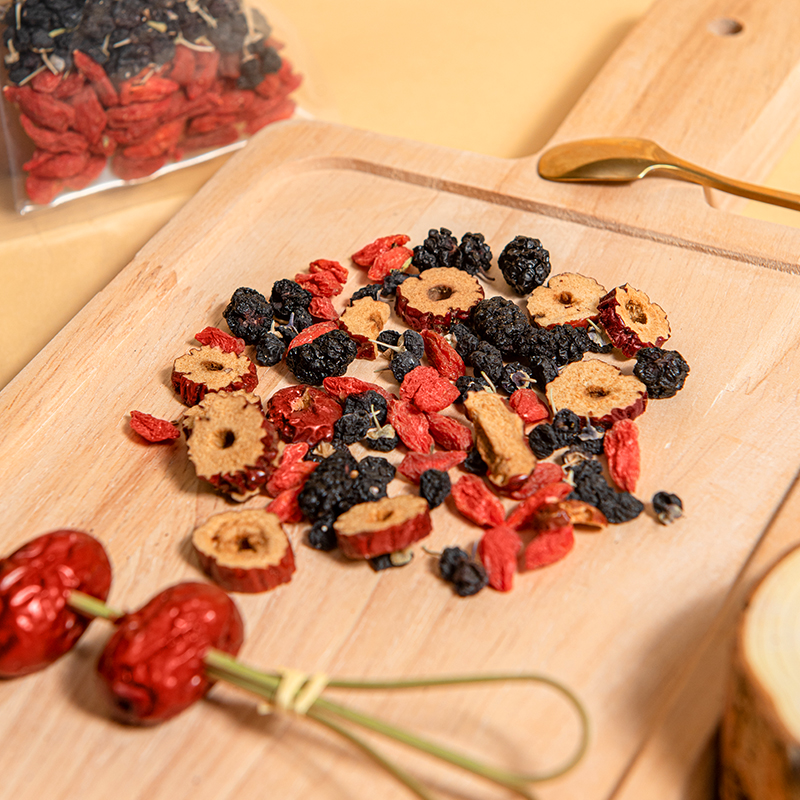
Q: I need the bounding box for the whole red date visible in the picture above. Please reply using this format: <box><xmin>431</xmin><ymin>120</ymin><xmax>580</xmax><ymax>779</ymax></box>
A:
<box><xmin>0</xmin><ymin>530</ymin><xmax>112</xmax><ymax>678</ymax></box>
<box><xmin>96</xmin><ymin>582</ymin><xmax>244</xmax><ymax>724</ymax></box>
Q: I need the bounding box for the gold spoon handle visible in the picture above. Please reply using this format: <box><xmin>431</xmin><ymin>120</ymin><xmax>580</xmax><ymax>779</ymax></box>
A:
<box><xmin>648</xmin><ymin>157</ymin><xmax>800</xmax><ymax>211</ymax></box>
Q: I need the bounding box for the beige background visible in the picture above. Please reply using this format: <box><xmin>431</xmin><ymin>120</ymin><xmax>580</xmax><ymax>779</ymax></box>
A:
<box><xmin>2</xmin><ymin>0</ymin><xmax>800</xmax><ymax>391</ymax></box>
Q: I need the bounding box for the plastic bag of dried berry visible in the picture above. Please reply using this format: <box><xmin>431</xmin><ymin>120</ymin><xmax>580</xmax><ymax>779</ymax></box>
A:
<box><xmin>0</xmin><ymin>0</ymin><xmax>315</xmax><ymax>212</ymax></box>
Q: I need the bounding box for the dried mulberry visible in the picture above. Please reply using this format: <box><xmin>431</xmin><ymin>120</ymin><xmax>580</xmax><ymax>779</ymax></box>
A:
<box><xmin>633</xmin><ymin>347</ymin><xmax>690</xmax><ymax>399</ymax></box>
<box><xmin>419</xmin><ymin>469</ymin><xmax>451</xmax><ymax>509</ymax></box>
<box><xmin>498</xmin><ymin>235</ymin><xmax>551</xmax><ymax>296</ymax></box>
<box><xmin>285</xmin><ymin>329</ymin><xmax>358</xmax><ymax>385</ymax></box>
<box><xmin>224</xmin><ymin>287</ymin><xmax>273</xmax><ymax>343</ymax></box>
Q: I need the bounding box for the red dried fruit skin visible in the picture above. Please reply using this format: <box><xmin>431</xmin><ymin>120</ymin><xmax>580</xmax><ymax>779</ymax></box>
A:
<box><xmin>597</xmin><ymin>285</ymin><xmax>670</xmax><ymax>357</ymax></box>
<box><xmin>7</xmin><ymin>85</ymin><xmax>76</xmax><ymax>132</ymax></box>
<box><xmin>30</xmin><ymin>70</ymin><xmax>63</xmax><ymax>93</ymax></box>
<box><xmin>508</xmin><ymin>388</ymin><xmax>550</xmax><ymax>426</ymax></box>
<box><xmin>285</xmin><ymin>321</ymin><xmax>338</xmax><ymax>353</ymax></box>
<box><xmin>309</xmin><ymin>259</ymin><xmax>348</xmax><ymax>283</ymax></box>
<box><xmin>266</xmin><ymin>442</ymin><xmax>318</xmax><ymax>497</ymax></box>
<box><xmin>398</xmin><ymin>450</ymin><xmax>467</xmax><ymax>483</ymax></box>
<box><xmin>107</xmin><ymin>115</ymin><xmax>163</xmax><ymax>146</ymax></box>
<box><xmin>309</xmin><ymin>296</ymin><xmax>339</xmax><ymax>321</ymax></box>
<box><xmin>29</xmin><ymin>150</ymin><xmax>90</xmax><ymax>179</ymax></box>
<box><xmin>295</xmin><ymin>270</ymin><xmax>344</xmax><ymax>298</ymax></box>
<box><xmin>111</xmin><ymin>153</ymin><xmax>168</xmax><ymax>180</ymax></box>
<box><xmin>195</xmin><ymin>326</ymin><xmax>245</xmax><ymax>354</ymax></box>
<box><xmin>536</xmin><ymin>501</ymin><xmax>607</xmax><ymax>532</ymax></box>
<box><xmin>388</xmin><ymin>399</ymin><xmax>434</xmax><ymax>453</ymax></box>
<box><xmin>53</xmin><ymin>71</ymin><xmax>86</xmax><ymax>100</ymax></box>
<box><xmin>266</xmin><ymin>386</ymin><xmax>342</xmax><ymax>445</ymax></box>
<box><xmin>421</xmin><ymin>329</ymin><xmax>465</xmax><ymax>381</ymax></box>
<box><xmin>352</xmin><ymin>234</ymin><xmax>410</xmax><ymax>267</ymax></box>
<box><xmin>524</xmin><ymin>526</ymin><xmax>575</xmax><ymax>570</ymax></box>
<box><xmin>266</xmin><ymin>485</ymin><xmax>305</xmax><ymax>524</ymax></box>
<box><xmin>188</xmin><ymin>112</ymin><xmax>238</xmax><ymax>135</ymax></box>
<box><xmin>400</xmin><ymin>366</ymin><xmax>460</xmax><ymax>413</ymax></box>
<box><xmin>505</xmin><ymin>462</ymin><xmax>564</xmax><ymax>500</ymax></box>
<box><xmin>186</xmin><ymin>50</ymin><xmax>221</xmax><ymax>100</ymax></box>
<box><xmin>244</xmin><ymin>97</ymin><xmax>295</xmax><ymax>135</ymax></box>
<box><xmin>477</xmin><ymin>525</ymin><xmax>522</xmax><ymax>592</ymax></box>
<box><xmin>122</xmin><ymin>118</ymin><xmax>185</xmax><ymax>159</ymax></box>
<box><xmin>167</xmin><ymin>45</ymin><xmax>196</xmax><ymax>86</ymax></box>
<box><xmin>506</xmin><ymin>482</ymin><xmax>573</xmax><ymax>531</ymax></box>
<box><xmin>73</xmin><ymin>51</ymin><xmax>119</xmax><ymax>107</ymax></box>
<box><xmin>216</xmin><ymin>89</ymin><xmax>255</xmax><ymax>114</ymax></box>
<box><xmin>96</xmin><ymin>582</ymin><xmax>244</xmax><ymax>724</ymax></box>
<box><xmin>119</xmin><ymin>75</ymin><xmax>180</xmax><ymax>105</ymax></box>
<box><xmin>335</xmin><ymin>496</ymin><xmax>431</xmax><ymax>559</ymax></box>
<box><xmin>604</xmin><ymin>418</ymin><xmax>641</xmax><ymax>493</ymax></box>
<box><xmin>25</xmin><ymin>175</ymin><xmax>64</xmax><ymax>205</ymax></box>
<box><xmin>323</xmin><ymin>376</ymin><xmax>395</xmax><ymax>404</ymax></box>
<box><xmin>0</xmin><ymin>530</ymin><xmax>112</xmax><ymax>678</ymax></box>
<box><xmin>451</xmin><ymin>475</ymin><xmax>506</xmax><ymax>528</ymax></box>
<box><xmin>425</xmin><ymin>412</ymin><xmax>473</xmax><ymax>451</ymax></box>
<box><xmin>63</xmin><ymin>155</ymin><xmax>106</xmax><ymax>191</ymax></box>
<box><xmin>130</xmin><ymin>410</ymin><xmax>180</xmax><ymax>442</ymax></box>
<box><xmin>19</xmin><ymin>114</ymin><xmax>88</xmax><ymax>154</ymax></box>
<box><xmin>367</xmin><ymin>246</ymin><xmax>413</xmax><ymax>282</ymax></box>
<box><xmin>107</xmin><ymin>96</ymin><xmax>173</xmax><ymax>126</ymax></box>
<box><xmin>172</xmin><ymin>346</ymin><xmax>258</xmax><ymax>406</ymax></box>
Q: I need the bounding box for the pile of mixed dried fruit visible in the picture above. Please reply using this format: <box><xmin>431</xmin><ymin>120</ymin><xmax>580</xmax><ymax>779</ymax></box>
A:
<box><xmin>133</xmin><ymin>227</ymin><xmax>689</xmax><ymax>597</ymax></box>
<box><xmin>1</xmin><ymin>0</ymin><xmax>300</xmax><ymax>204</ymax></box>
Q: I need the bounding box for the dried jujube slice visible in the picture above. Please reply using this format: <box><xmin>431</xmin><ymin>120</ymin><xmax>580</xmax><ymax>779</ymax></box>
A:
<box><xmin>192</xmin><ymin>510</ymin><xmax>295</xmax><ymax>593</ymax></box>
<box><xmin>0</xmin><ymin>530</ymin><xmax>112</xmax><ymax>678</ymax></box>
<box><xmin>597</xmin><ymin>284</ymin><xmax>670</xmax><ymax>356</ymax></box>
<box><xmin>338</xmin><ymin>297</ymin><xmax>390</xmax><ymax>359</ymax></box>
<box><xmin>334</xmin><ymin>496</ymin><xmax>432</xmax><ymax>559</ymax></box>
<box><xmin>395</xmin><ymin>267</ymin><xmax>484</xmax><ymax>332</ymax></box>
<box><xmin>546</xmin><ymin>360</ymin><xmax>647</xmax><ymax>428</ymax></box>
<box><xmin>172</xmin><ymin>345</ymin><xmax>258</xmax><ymax>406</ymax></box>
<box><xmin>463</xmin><ymin>391</ymin><xmax>536</xmax><ymax>490</ymax></box>
<box><xmin>183</xmin><ymin>391</ymin><xmax>279</xmax><ymax>501</ymax></box>
<box><xmin>526</xmin><ymin>273</ymin><xmax>606</xmax><ymax>329</ymax></box>
<box><xmin>97</xmin><ymin>582</ymin><xmax>244</xmax><ymax>725</ymax></box>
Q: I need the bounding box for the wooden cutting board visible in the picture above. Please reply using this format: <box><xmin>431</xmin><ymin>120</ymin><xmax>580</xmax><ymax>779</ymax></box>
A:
<box><xmin>3</xmin><ymin>1</ymin><xmax>800</xmax><ymax>798</ymax></box>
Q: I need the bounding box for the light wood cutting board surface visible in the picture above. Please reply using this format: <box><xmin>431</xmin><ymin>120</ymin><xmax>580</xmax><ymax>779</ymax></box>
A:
<box><xmin>3</xmin><ymin>1</ymin><xmax>800</xmax><ymax>799</ymax></box>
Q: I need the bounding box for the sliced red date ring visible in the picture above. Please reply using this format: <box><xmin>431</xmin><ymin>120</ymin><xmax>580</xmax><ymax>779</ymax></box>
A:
<box><xmin>172</xmin><ymin>344</ymin><xmax>258</xmax><ymax>406</ymax></box>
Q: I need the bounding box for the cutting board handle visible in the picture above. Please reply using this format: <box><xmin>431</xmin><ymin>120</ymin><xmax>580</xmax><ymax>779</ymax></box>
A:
<box><xmin>527</xmin><ymin>0</ymin><xmax>800</xmax><ymax>189</ymax></box>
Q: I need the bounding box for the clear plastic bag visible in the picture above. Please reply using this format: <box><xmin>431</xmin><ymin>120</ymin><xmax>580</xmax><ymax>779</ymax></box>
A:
<box><xmin>0</xmin><ymin>0</ymin><xmax>303</xmax><ymax>212</ymax></box>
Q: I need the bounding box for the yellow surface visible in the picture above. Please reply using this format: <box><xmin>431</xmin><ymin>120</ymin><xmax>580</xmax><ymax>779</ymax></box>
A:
<box><xmin>1</xmin><ymin>0</ymin><xmax>799</xmax><ymax>390</ymax></box>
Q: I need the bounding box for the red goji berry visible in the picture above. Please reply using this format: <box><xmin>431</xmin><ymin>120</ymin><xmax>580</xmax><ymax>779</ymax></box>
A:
<box><xmin>285</xmin><ymin>321</ymin><xmax>339</xmax><ymax>352</ymax></box>
<box><xmin>0</xmin><ymin>530</ymin><xmax>112</xmax><ymax>678</ymax></box>
<box><xmin>122</xmin><ymin>118</ymin><xmax>185</xmax><ymax>159</ymax></box>
<box><xmin>107</xmin><ymin>116</ymin><xmax>163</xmax><ymax>146</ymax></box>
<box><xmin>244</xmin><ymin>98</ymin><xmax>295</xmax><ymax>135</ymax></box>
<box><xmin>178</xmin><ymin>125</ymin><xmax>239</xmax><ymax>153</ymax></box>
<box><xmin>255</xmin><ymin>72</ymin><xmax>281</xmax><ymax>99</ymax></box>
<box><xmin>425</xmin><ymin>412</ymin><xmax>473</xmax><ymax>451</ymax></box>
<box><xmin>19</xmin><ymin>114</ymin><xmax>88</xmax><ymax>154</ymax></box>
<box><xmin>25</xmin><ymin>175</ymin><xmax>63</xmax><ymax>205</ymax></box>
<box><xmin>421</xmin><ymin>329</ymin><xmax>465</xmax><ymax>381</ymax></box>
<box><xmin>22</xmin><ymin>149</ymin><xmax>53</xmax><ymax>172</ymax></box>
<box><xmin>367</xmin><ymin>245</ymin><xmax>413</xmax><ymax>282</ymax></box>
<box><xmin>195</xmin><ymin>326</ymin><xmax>245</xmax><ymax>354</ymax></box>
<box><xmin>186</xmin><ymin>50</ymin><xmax>221</xmax><ymax>100</ymax></box>
<box><xmin>604</xmin><ymin>418</ymin><xmax>640</xmax><ymax>492</ymax></box>
<box><xmin>73</xmin><ymin>51</ymin><xmax>119</xmax><ymax>107</ymax></box>
<box><xmin>70</xmin><ymin>86</ymin><xmax>107</xmax><ymax>145</ymax></box>
<box><xmin>524</xmin><ymin>525</ymin><xmax>574</xmax><ymax>570</ymax></box>
<box><xmin>309</xmin><ymin>259</ymin><xmax>348</xmax><ymax>283</ymax></box>
<box><xmin>167</xmin><ymin>45</ymin><xmax>196</xmax><ymax>86</ymax></box>
<box><xmin>266</xmin><ymin>442</ymin><xmax>318</xmax><ymax>497</ymax></box>
<box><xmin>451</xmin><ymin>475</ymin><xmax>506</xmax><ymax>527</ymax></box>
<box><xmin>63</xmin><ymin>155</ymin><xmax>106</xmax><ymax>191</ymax></box>
<box><xmin>97</xmin><ymin>582</ymin><xmax>243</xmax><ymax>724</ymax></box>
<box><xmin>295</xmin><ymin>270</ymin><xmax>344</xmax><ymax>298</ymax></box>
<box><xmin>119</xmin><ymin>74</ymin><xmax>179</xmax><ymax>105</ymax></box>
<box><xmin>397</xmin><ymin>450</ymin><xmax>467</xmax><ymax>483</ymax></box>
<box><xmin>111</xmin><ymin>153</ymin><xmax>167</xmax><ymax>180</ymax></box>
<box><xmin>506</xmin><ymin>482</ymin><xmax>573</xmax><ymax>531</ymax></box>
<box><xmin>400</xmin><ymin>366</ymin><xmax>460</xmax><ymax>413</ymax></box>
<box><xmin>53</xmin><ymin>71</ymin><xmax>86</xmax><ymax>99</ymax></box>
<box><xmin>478</xmin><ymin>525</ymin><xmax>521</xmax><ymax>592</ymax></box>
<box><xmin>130</xmin><ymin>410</ymin><xmax>181</xmax><ymax>442</ymax></box>
<box><xmin>107</xmin><ymin>96</ymin><xmax>173</xmax><ymax>126</ymax></box>
<box><xmin>278</xmin><ymin>58</ymin><xmax>303</xmax><ymax>93</ymax></box>
<box><xmin>29</xmin><ymin>150</ymin><xmax>90</xmax><ymax>179</ymax></box>
<box><xmin>506</xmin><ymin>462</ymin><xmax>565</xmax><ymax>500</ymax></box>
<box><xmin>30</xmin><ymin>70</ymin><xmax>62</xmax><ymax>93</ymax></box>
<box><xmin>388</xmin><ymin>399</ymin><xmax>433</xmax><ymax>453</ymax></box>
<box><xmin>266</xmin><ymin>485</ymin><xmax>304</xmax><ymax>523</ymax></box>
<box><xmin>508</xmin><ymin>388</ymin><xmax>550</xmax><ymax>426</ymax></box>
<box><xmin>10</xmin><ymin>86</ymin><xmax>75</xmax><ymax>132</ymax></box>
<box><xmin>309</xmin><ymin>297</ymin><xmax>339</xmax><ymax>321</ymax></box>
<box><xmin>216</xmin><ymin>89</ymin><xmax>255</xmax><ymax>114</ymax></box>
<box><xmin>187</xmin><ymin>112</ymin><xmax>238</xmax><ymax>135</ymax></box>
<box><xmin>322</xmin><ymin>376</ymin><xmax>395</xmax><ymax>404</ymax></box>
<box><xmin>352</xmin><ymin>234</ymin><xmax>410</xmax><ymax>267</ymax></box>
<box><xmin>266</xmin><ymin>385</ymin><xmax>342</xmax><ymax>445</ymax></box>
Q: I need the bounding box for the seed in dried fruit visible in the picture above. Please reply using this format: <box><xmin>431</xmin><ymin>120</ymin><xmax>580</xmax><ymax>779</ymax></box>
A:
<box><xmin>653</xmin><ymin>491</ymin><xmax>683</xmax><ymax>525</ymax></box>
<box><xmin>172</xmin><ymin>344</ymin><xmax>258</xmax><ymax>406</ymax></box>
<box><xmin>182</xmin><ymin>391</ymin><xmax>279</xmax><ymax>501</ymax></box>
<box><xmin>633</xmin><ymin>347</ymin><xmax>690</xmax><ymax>399</ymax></box>
<box><xmin>0</xmin><ymin>530</ymin><xmax>112</xmax><ymax>678</ymax></box>
<box><xmin>464</xmin><ymin>391</ymin><xmax>536</xmax><ymax>490</ymax></box>
<box><xmin>338</xmin><ymin>297</ymin><xmax>390</xmax><ymax>359</ymax></box>
<box><xmin>498</xmin><ymin>235</ymin><xmax>551</xmax><ymax>295</ymax></box>
<box><xmin>334</xmin><ymin>496</ymin><xmax>432</xmax><ymax>559</ymax></box>
<box><xmin>597</xmin><ymin>284</ymin><xmax>671</xmax><ymax>356</ymax></box>
<box><xmin>192</xmin><ymin>509</ymin><xmax>295</xmax><ymax>593</ymax></box>
<box><xmin>419</xmin><ymin>469</ymin><xmax>451</xmax><ymax>509</ymax></box>
<box><xmin>545</xmin><ymin>359</ymin><xmax>648</xmax><ymax>428</ymax></box>
<box><xmin>97</xmin><ymin>582</ymin><xmax>244</xmax><ymax>724</ymax></box>
<box><xmin>526</xmin><ymin>273</ymin><xmax>606</xmax><ymax>329</ymax></box>
<box><xmin>396</xmin><ymin>267</ymin><xmax>484</xmax><ymax>332</ymax></box>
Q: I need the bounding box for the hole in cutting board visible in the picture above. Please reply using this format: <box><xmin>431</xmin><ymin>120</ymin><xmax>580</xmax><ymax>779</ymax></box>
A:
<box><xmin>708</xmin><ymin>18</ymin><xmax>744</xmax><ymax>36</ymax></box>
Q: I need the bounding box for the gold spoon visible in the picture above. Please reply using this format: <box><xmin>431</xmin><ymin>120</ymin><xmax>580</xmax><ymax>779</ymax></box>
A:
<box><xmin>537</xmin><ymin>136</ymin><xmax>800</xmax><ymax>211</ymax></box>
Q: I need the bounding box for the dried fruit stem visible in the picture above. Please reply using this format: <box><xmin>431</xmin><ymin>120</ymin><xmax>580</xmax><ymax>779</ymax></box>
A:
<box><xmin>67</xmin><ymin>590</ymin><xmax>121</xmax><ymax>621</ymax></box>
